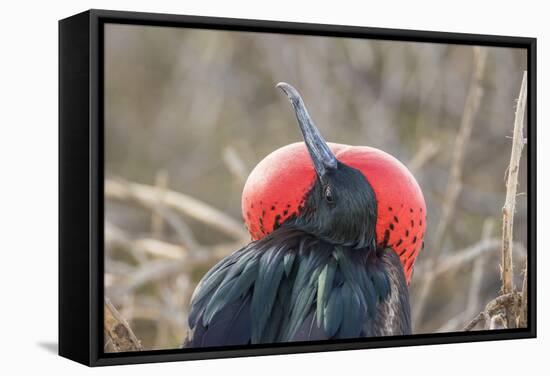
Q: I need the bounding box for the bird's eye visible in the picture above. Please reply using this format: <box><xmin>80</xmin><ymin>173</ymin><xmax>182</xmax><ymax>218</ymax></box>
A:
<box><xmin>324</xmin><ymin>185</ymin><xmax>334</xmax><ymax>203</ymax></box>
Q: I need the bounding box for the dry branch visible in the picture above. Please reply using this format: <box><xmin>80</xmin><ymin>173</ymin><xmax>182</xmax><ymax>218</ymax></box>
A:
<box><xmin>151</xmin><ymin>169</ymin><xmax>169</xmax><ymax>238</ymax></box>
<box><xmin>151</xmin><ymin>203</ymin><xmax>204</xmax><ymax>254</ymax></box>
<box><xmin>104</xmin><ymin>298</ymin><xmax>143</xmax><ymax>352</ymax></box>
<box><xmin>489</xmin><ymin>314</ymin><xmax>506</xmax><ymax>330</ymax></box>
<box><xmin>459</xmin><ymin>71</ymin><xmax>529</xmax><ymax>332</ymax></box>
<box><xmin>105</xmin><ymin>222</ymin><xmax>241</xmax><ymax>298</ymax></box>
<box><xmin>463</xmin><ymin>292</ymin><xmax>520</xmax><ymax>331</ymax></box>
<box><xmin>106</xmin><ymin>221</ymin><xmax>187</xmax><ymax>260</ymax></box>
<box><xmin>414</xmin><ymin>237</ymin><xmax>526</xmax><ymax>283</ymax></box>
<box><xmin>120</xmin><ymin>297</ymin><xmax>187</xmax><ymax>327</ymax></box>
<box><xmin>433</xmin><ymin>47</ymin><xmax>488</xmax><ymax>251</ymax></box>
<box><xmin>222</xmin><ymin>146</ymin><xmax>249</xmax><ymax>185</ymax></box>
<box><xmin>435</xmin><ymin>229</ymin><xmax>527</xmax><ymax>333</ymax></box>
<box><xmin>465</xmin><ymin>219</ymin><xmax>494</xmax><ymax>320</ymax></box>
<box><xmin>518</xmin><ymin>260</ymin><xmax>529</xmax><ymax>327</ymax></box>
<box><xmin>463</xmin><ymin>311</ymin><xmax>488</xmax><ymax>332</ymax></box>
<box><xmin>105</xmin><ymin>178</ymin><xmax>249</xmax><ymax>241</ymax></box>
<box><xmin>111</xmin><ymin>260</ymin><xmax>188</xmax><ymax>299</ymax></box>
<box><xmin>500</xmin><ymin>71</ymin><xmax>528</xmax><ymax>327</ymax></box>
<box><xmin>106</xmin><ymin>221</ymin><xmax>240</xmax><ymax>262</ymax></box>
<box><xmin>413</xmin><ymin>47</ymin><xmax>488</xmax><ymax>325</ymax></box>
<box><xmin>408</xmin><ymin>139</ymin><xmax>440</xmax><ymax>173</ymax></box>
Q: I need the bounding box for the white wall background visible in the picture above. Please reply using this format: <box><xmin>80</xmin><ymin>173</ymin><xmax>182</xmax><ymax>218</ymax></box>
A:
<box><xmin>0</xmin><ymin>0</ymin><xmax>546</xmax><ymax>374</ymax></box>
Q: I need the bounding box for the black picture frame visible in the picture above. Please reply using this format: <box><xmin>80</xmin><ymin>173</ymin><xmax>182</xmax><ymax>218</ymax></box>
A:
<box><xmin>59</xmin><ymin>9</ymin><xmax>537</xmax><ymax>367</ymax></box>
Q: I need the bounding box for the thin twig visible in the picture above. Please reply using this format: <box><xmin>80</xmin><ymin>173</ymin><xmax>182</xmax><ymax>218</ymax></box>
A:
<box><xmin>106</xmin><ymin>221</ymin><xmax>239</xmax><ymax>262</ymax></box>
<box><xmin>464</xmin><ymin>311</ymin><xmax>489</xmax><ymax>331</ymax></box>
<box><xmin>500</xmin><ymin>71</ymin><xmax>528</xmax><ymax>327</ymax></box>
<box><xmin>433</xmin><ymin>47</ymin><xmax>488</xmax><ymax>251</ymax></box>
<box><xmin>413</xmin><ymin>47</ymin><xmax>487</xmax><ymax>326</ymax></box>
<box><xmin>436</xmin><ymin>235</ymin><xmax>525</xmax><ymax>333</ymax></box>
<box><xmin>414</xmin><ymin>238</ymin><xmax>526</xmax><ymax>280</ymax></box>
<box><xmin>151</xmin><ymin>169</ymin><xmax>169</xmax><ymax>238</ymax></box>
<box><xmin>104</xmin><ymin>297</ymin><xmax>143</xmax><ymax>352</ymax></box>
<box><xmin>106</xmin><ymin>221</ymin><xmax>187</xmax><ymax>260</ymax></box>
<box><xmin>408</xmin><ymin>139</ymin><xmax>440</xmax><ymax>173</ymax></box>
<box><xmin>463</xmin><ymin>292</ymin><xmax>520</xmax><ymax>331</ymax></box>
<box><xmin>489</xmin><ymin>314</ymin><xmax>506</xmax><ymax>330</ymax></box>
<box><xmin>105</xmin><ymin>222</ymin><xmax>242</xmax><ymax>299</ymax></box>
<box><xmin>222</xmin><ymin>146</ymin><xmax>249</xmax><ymax>185</ymax></box>
<box><xmin>153</xmin><ymin>206</ymin><xmax>203</xmax><ymax>252</ymax></box>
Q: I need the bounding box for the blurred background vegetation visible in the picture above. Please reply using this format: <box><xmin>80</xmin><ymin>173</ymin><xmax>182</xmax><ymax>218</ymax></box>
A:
<box><xmin>104</xmin><ymin>23</ymin><xmax>528</xmax><ymax>351</ymax></box>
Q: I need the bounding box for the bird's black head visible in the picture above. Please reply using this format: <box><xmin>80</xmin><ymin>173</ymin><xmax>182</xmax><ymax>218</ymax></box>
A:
<box><xmin>277</xmin><ymin>82</ymin><xmax>377</xmax><ymax>249</ymax></box>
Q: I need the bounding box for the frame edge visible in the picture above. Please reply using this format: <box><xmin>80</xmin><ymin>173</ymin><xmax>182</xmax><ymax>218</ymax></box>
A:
<box><xmin>58</xmin><ymin>8</ymin><xmax>537</xmax><ymax>367</ymax></box>
<box><xmin>59</xmin><ymin>10</ymin><xmax>93</xmax><ymax>366</ymax></box>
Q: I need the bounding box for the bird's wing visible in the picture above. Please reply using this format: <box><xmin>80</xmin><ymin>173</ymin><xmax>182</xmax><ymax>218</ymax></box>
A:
<box><xmin>184</xmin><ymin>237</ymin><xmax>293</xmax><ymax>347</ymax></box>
<box><xmin>183</xmin><ymin>230</ymin><xmax>332</xmax><ymax>348</ymax></box>
<box><xmin>184</xmin><ymin>230</ymin><xmax>411</xmax><ymax>348</ymax></box>
<box><xmin>184</xmin><ymin>245</ymin><xmax>258</xmax><ymax>348</ymax></box>
<box><xmin>286</xmin><ymin>246</ymin><xmax>411</xmax><ymax>340</ymax></box>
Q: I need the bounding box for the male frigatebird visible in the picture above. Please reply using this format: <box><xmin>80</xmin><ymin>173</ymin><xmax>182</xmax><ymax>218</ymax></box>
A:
<box><xmin>184</xmin><ymin>83</ymin><xmax>426</xmax><ymax>347</ymax></box>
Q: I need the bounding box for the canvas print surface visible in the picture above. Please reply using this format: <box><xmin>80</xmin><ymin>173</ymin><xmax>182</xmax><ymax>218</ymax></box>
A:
<box><xmin>103</xmin><ymin>23</ymin><xmax>529</xmax><ymax>352</ymax></box>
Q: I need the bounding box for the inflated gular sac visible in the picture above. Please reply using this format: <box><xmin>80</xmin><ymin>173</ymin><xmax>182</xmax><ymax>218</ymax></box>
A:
<box><xmin>242</xmin><ymin>142</ymin><xmax>427</xmax><ymax>284</ymax></box>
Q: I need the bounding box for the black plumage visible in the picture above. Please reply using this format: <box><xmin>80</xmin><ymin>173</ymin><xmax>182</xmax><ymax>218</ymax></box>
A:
<box><xmin>184</xmin><ymin>227</ymin><xmax>410</xmax><ymax>347</ymax></box>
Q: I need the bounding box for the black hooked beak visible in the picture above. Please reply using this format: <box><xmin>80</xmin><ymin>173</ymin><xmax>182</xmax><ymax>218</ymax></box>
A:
<box><xmin>277</xmin><ymin>82</ymin><xmax>338</xmax><ymax>180</ymax></box>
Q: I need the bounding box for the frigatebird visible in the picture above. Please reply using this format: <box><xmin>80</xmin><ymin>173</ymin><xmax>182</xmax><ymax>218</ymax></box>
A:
<box><xmin>184</xmin><ymin>83</ymin><xmax>426</xmax><ymax>347</ymax></box>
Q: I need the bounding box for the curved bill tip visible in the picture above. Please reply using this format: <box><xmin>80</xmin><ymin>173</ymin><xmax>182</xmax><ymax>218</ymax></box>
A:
<box><xmin>276</xmin><ymin>82</ymin><xmax>338</xmax><ymax>177</ymax></box>
<box><xmin>276</xmin><ymin>82</ymin><xmax>298</xmax><ymax>101</ymax></box>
